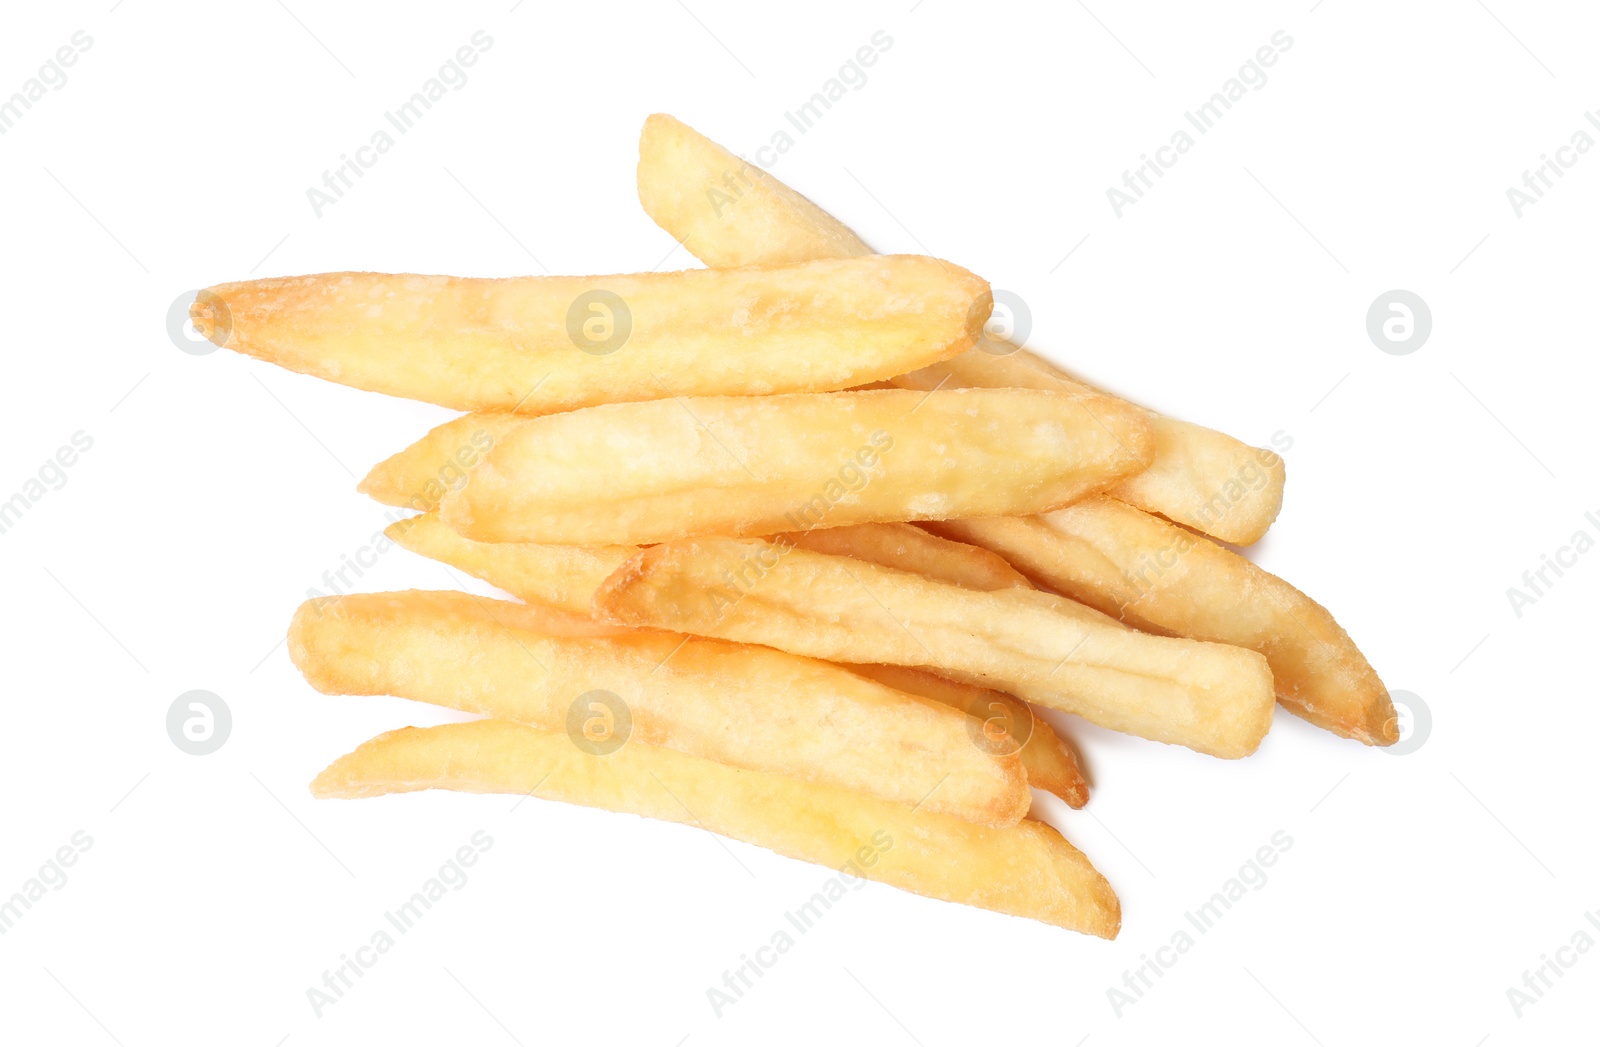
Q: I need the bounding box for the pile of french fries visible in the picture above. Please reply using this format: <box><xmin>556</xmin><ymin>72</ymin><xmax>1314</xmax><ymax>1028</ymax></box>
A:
<box><xmin>197</xmin><ymin>115</ymin><xmax>1396</xmax><ymax>940</ymax></box>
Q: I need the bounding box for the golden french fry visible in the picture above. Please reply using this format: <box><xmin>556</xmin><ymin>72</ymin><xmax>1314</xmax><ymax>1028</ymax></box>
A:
<box><xmin>372</xmin><ymin>521</ymin><xmax>1120</xmax><ymax>790</ymax></box>
<box><xmin>386</xmin><ymin>511</ymin><xmax>634</xmax><ymax>617</ymax></box>
<box><xmin>636</xmin><ymin>113</ymin><xmax>874</xmax><ymax>268</ymax></box>
<box><xmin>779</xmin><ymin>522</ymin><xmax>1033</xmax><ymax>592</ymax></box>
<box><xmin>380</xmin><ymin>514</ymin><xmax>1081</xmax><ymax>795</ymax></box>
<box><xmin>926</xmin><ymin>499</ymin><xmax>1398</xmax><ymax>746</ymax></box>
<box><xmin>290</xmin><ymin>590</ymin><xmax>1028</xmax><ymax>826</ymax></box>
<box><xmin>357</xmin><ymin>413</ymin><xmax>522</xmax><ymax>512</ymax></box>
<box><xmin>636</xmin><ymin>113</ymin><xmax>1284</xmax><ymax>545</ymax></box>
<box><xmin>327</xmin><ymin>524</ymin><xmax>1073</xmax><ymax>809</ymax></box>
<box><xmin>439</xmin><ymin>388</ymin><xmax>1152</xmax><ymax>546</ymax></box>
<box><xmin>387</xmin><ymin>512</ymin><xmax>1031</xmax><ymax>625</ymax></box>
<box><xmin>390</xmin><ymin>512</ymin><xmax>1029</xmax><ymax>621</ymax></box>
<box><xmin>894</xmin><ymin>357</ymin><xmax>1286</xmax><ymax>544</ymax></box>
<box><xmin>193</xmin><ymin>256</ymin><xmax>990</xmax><ymax>414</ymax></box>
<box><xmin>595</xmin><ymin>538</ymin><xmax>1275</xmax><ymax>758</ymax></box>
<box><xmin>313</xmin><ymin>719</ymin><xmax>1120</xmax><ymax>936</ymax></box>
<box><xmin>852</xmin><ymin>664</ymin><xmax>1088</xmax><ymax>809</ymax></box>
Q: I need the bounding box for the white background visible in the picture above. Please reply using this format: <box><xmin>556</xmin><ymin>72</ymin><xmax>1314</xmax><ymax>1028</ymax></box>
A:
<box><xmin>1</xmin><ymin>1</ymin><xmax>1595</xmax><ymax>1043</ymax></box>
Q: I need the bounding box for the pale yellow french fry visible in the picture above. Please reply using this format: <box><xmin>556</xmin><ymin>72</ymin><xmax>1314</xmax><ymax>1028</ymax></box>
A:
<box><xmin>390</xmin><ymin>512</ymin><xmax>1031</xmax><ymax>620</ymax></box>
<box><xmin>386</xmin><ymin>511</ymin><xmax>634</xmax><ymax>617</ymax></box>
<box><xmin>357</xmin><ymin>413</ymin><xmax>522</xmax><ymax>512</ymax></box>
<box><xmin>338</xmin><ymin>526</ymin><xmax>1075</xmax><ymax>809</ymax></box>
<box><xmin>852</xmin><ymin>664</ymin><xmax>1089</xmax><ymax>809</ymax></box>
<box><xmin>193</xmin><ymin>256</ymin><xmax>991</xmax><ymax>414</ymax></box>
<box><xmin>291</xmin><ymin>590</ymin><xmax>1028</xmax><ymax>826</ymax></box>
<box><xmin>381</xmin><ymin>515</ymin><xmax>1086</xmax><ymax>795</ymax></box>
<box><xmin>894</xmin><ymin>355</ymin><xmax>1286</xmax><ymax>545</ymax></box>
<box><xmin>636</xmin><ymin>113</ymin><xmax>1284</xmax><ymax>545</ymax></box>
<box><xmin>926</xmin><ymin>499</ymin><xmax>1398</xmax><ymax>746</ymax></box>
<box><xmin>595</xmin><ymin>538</ymin><xmax>1275</xmax><ymax>759</ymax></box>
<box><xmin>636</xmin><ymin>114</ymin><xmax>873</xmax><ymax>268</ymax></box>
<box><xmin>387</xmin><ymin>511</ymin><xmax>1037</xmax><ymax>619</ymax></box>
<box><xmin>779</xmin><ymin>522</ymin><xmax>1032</xmax><ymax>592</ymax></box>
<box><xmin>439</xmin><ymin>388</ymin><xmax>1152</xmax><ymax>546</ymax></box>
<box><xmin>313</xmin><ymin>719</ymin><xmax>1121</xmax><ymax>936</ymax></box>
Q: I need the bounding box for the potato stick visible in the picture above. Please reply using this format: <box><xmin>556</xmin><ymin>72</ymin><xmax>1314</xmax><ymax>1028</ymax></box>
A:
<box><xmin>595</xmin><ymin>538</ymin><xmax>1275</xmax><ymax>758</ymax></box>
<box><xmin>193</xmin><ymin>255</ymin><xmax>991</xmax><ymax>414</ymax></box>
<box><xmin>636</xmin><ymin>113</ymin><xmax>1284</xmax><ymax>545</ymax></box>
<box><xmin>392</xmin><ymin>491</ymin><xmax>1224</xmax><ymax>763</ymax></box>
<box><xmin>313</xmin><ymin>719</ymin><xmax>1120</xmax><ymax>936</ymax></box>
<box><xmin>925</xmin><ymin>500</ymin><xmax>1398</xmax><ymax>746</ymax></box>
<box><xmin>439</xmin><ymin>388</ymin><xmax>1153</xmax><ymax>546</ymax></box>
<box><xmin>391</xmin><ymin>511</ymin><xmax>1028</xmax><ymax>621</ymax></box>
<box><xmin>778</xmin><ymin>522</ymin><xmax>1033</xmax><ymax>592</ymax></box>
<box><xmin>330</xmin><ymin>524</ymin><xmax>1068</xmax><ymax>807</ymax></box>
<box><xmin>357</xmin><ymin>413</ymin><xmax>522</xmax><ymax>512</ymax></box>
<box><xmin>379</xmin><ymin>518</ymin><xmax>1071</xmax><ymax>793</ymax></box>
<box><xmin>893</xmin><ymin>355</ymin><xmax>1286</xmax><ymax>545</ymax></box>
<box><xmin>291</xmin><ymin>590</ymin><xmax>1029</xmax><ymax>826</ymax></box>
<box><xmin>386</xmin><ymin>511</ymin><xmax>634</xmax><ymax>617</ymax></box>
<box><xmin>637</xmin><ymin>113</ymin><xmax>875</xmax><ymax>268</ymax></box>
<box><xmin>852</xmin><ymin>664</ymin><xmax>1089</xmax><ymax>809</ymax></box>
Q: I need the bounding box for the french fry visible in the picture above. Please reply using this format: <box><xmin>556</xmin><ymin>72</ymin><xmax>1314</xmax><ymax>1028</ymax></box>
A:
<box><xmin>378</xmin><ymin>520</ymin><xmax>1079</xmax><ymax>799</ymax></box>
<box><xmin>438</xmin><ymin>388</ymin><xmax>1153</xmax><ymax>546</ymax></box>
<box><xmin>383</xmin><ymin>513</ymin><xmax>1089</xmax><ymax>799</ymax></box>
<box><xmin>852</xmin><ymin>664</ymin><xmax>1089</xmax><ymax>809</ymax></box>
<box><xmin>312</xmin><ymin>719</ymin><xmax>1120</xmax><ymax>936</ymax></box>
<box><xmin>192</xmin><ymin>256</ymin><xmax>990</xmax><ymax>414</ymax></box>
<box><xmin>322</xmin><ymin>526</ymin><xmax>1075</xmax><ymax>810</ymax></box>
<box><xmin>390</xmin><ymin>511</ymin><xmax>1030</xmax><ymax>621</ymax></box>
<box><xmin>358</xmin><ymin>413</ymin><xmax>522</xmax><ymax>512</ymax></box>
<box><xmin>637</xmin><ymin>113</ymin><xmax>875</xmax><ymax>268</ymax></box>
<box><xmin>779</xmin><ymin>522</ymin><xmax>1033</xmax><ymax>592</ymax></box>
<box><xmin>893</xmin><ymin>359</ymin><xmax>1286</xmax><ymax>545</ymax></box>
<box><xmin>386</xmin><ymin>511</ymin><xmax>634</xmax><ymax>617</ymax></box>
<box><xmin>595</xmin><ymin>538</ymin><xmax>1276</xmax><ymax>758</ymax></box>
<box><xmin>393</xmin><ymin>509</ymin><xmax>1037</xmax><ymax>629</ymax></box>
<box><xmin>926</xmin><ymin>499</ymin><xmax>1398</xmax><ymax>745</ymax></box>
<box><xmin>291</xmin><ymin>590</ymin><xmax>1029</xmax><ymax>826</ymax></box>
<box><xmin>636</xmin><ymin>113</ymin><xmax>1284</xmax><ymax>545</ymax></box>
